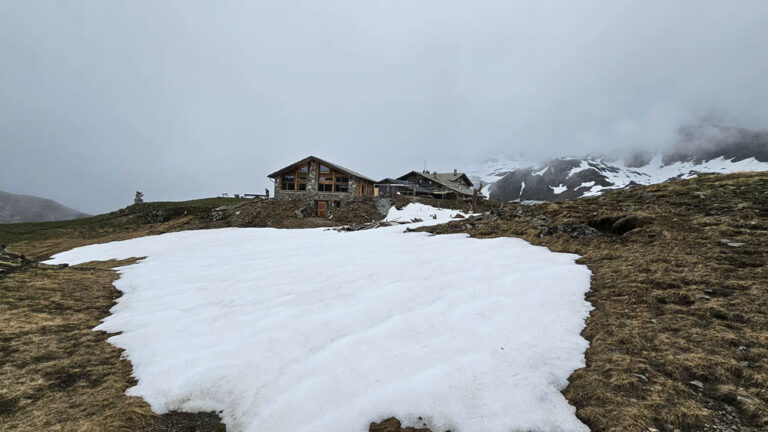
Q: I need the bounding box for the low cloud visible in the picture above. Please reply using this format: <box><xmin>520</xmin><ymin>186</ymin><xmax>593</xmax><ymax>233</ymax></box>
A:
<box><xmin>1</xmin><ymin>1</ymin><xmax>767</xmax><ymax>213</ymax></box>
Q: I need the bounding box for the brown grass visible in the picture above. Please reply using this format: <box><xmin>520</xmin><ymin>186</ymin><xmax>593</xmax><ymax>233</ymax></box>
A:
<box><xmin>3</xmin><ymin>174</ymin><xmax>766</xmax><ymax>431</ymax></box>
<box><xmin>423</xmin><ymin>172</ymin><xmax>768</xmax><ymax>431</ymax></box>
<box><xmin>0</xmin><ymin>261</ymin><xmax>225</xmax><ymax>432</ymax></box>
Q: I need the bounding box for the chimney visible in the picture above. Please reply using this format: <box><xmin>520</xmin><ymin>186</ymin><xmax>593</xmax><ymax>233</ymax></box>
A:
<box><xmin>453</xmin><ymin>168</ymin><xmax>457</xmax><ymax>175</ymax></box>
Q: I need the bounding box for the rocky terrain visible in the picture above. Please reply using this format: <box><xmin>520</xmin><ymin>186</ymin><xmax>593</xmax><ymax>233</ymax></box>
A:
<box><xmin>0</xmin><ymin>190</ymin><xmax>89</xmax><ymax>224</ymax></box>
<box><xmin>422</xmin><ymin>172</ymin><xmax>768</xmax><ymax>432</ymax></box>
<box><xmin>2</xmin><ymin>173</ymin><xmax>767</xmax><ymax>432</ymax></box>
<box><xmin>471</xmin><ymin>124</ymin><xmax>768</xmax><ymax>202</ymax></box>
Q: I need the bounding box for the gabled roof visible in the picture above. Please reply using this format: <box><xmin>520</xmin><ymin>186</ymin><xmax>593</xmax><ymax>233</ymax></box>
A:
<box><xmin>396</xmin><ymin>171</ymin><xmax>478</xmax><ymax>197</ymax></box>
<box><xmin>268</xmin><ymin>156</ymin><xmax>376</xmax><ymax>183</ymax></box>
<box><xmin>430</xmin><ymin>172</ymin><xmax>474</xmax><ymax>188</ymax></box>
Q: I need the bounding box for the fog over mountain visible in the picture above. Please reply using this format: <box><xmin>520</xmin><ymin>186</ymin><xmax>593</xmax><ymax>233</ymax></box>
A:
<box><xmin>469</xmin><ymin>124</ymin><xmax>768</xmax><ymax>202</ymax></box>
<box><xmin>2</xmin><ymin>1</ymin><xmax>767</xmax><ymax>213</ymax></box>
<box><xmin>0</xmin><ymin>190</ymin><xmax>89</xmax><ymax>224</ymax></box>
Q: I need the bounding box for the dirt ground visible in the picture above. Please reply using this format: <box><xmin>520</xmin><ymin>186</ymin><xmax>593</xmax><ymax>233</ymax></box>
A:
<box><xmin>0</xmin><ymin>255</ymin><xmax>226</xmax><ymax>432</ymax></box>
<box><xmin>422</xmin><ymin>172</ymin><xmax>768</xmax><ymax>432</ymax></box>
<box><xmin>2</xmin><ymin>174</ymin><xmax>766</xmax><ymax>431</ymax></box>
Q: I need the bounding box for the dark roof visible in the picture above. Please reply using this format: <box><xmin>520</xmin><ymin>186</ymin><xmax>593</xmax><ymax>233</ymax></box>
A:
<box><xmin>268</xmin><ymin>156</ymin><xmax>376</xmax><ymax>183</ymax></box>
<box><xmin>376</xmin><ymin>178</ymin><xmax>433</xmax><ymax>194</ymax></box>
<box><xmin>377</xmin><ymin>178</ymin><xmax>409</xmax><ymax>184</ymax></box>
<box><xmin>397</xmin><ymin>171</ymin><xmax>478</xmax><ymax>197</ymax></box>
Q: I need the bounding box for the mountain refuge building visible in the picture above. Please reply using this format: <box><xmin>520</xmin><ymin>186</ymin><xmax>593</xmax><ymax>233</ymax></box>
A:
<box><xmin>377</xmin><ymin>170</ymin><xmax>480</xmax><ymax>200</ymax></box>
<box><xmin>268</xmin><ymin>156</ymin><xmax>376</xmax><ymax>217</ymax></box>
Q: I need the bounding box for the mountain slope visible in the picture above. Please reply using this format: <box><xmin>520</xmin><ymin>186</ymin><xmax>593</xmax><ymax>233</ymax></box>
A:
<box><xmin>472</xmin><ymin>125</ymin><xmax>768</xmax><ymax>202</ymax></box>
<box><xmin>0</xmin><ymin>190</ymin><xmax>90</xmax><ymax>223</ymax></box>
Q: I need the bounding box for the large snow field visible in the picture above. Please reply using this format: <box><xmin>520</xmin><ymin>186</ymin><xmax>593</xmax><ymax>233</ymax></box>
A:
<box><xmin>47</xmin><ymin>205</ymin><xmax>593</xmax><ymax>432</ymax></box>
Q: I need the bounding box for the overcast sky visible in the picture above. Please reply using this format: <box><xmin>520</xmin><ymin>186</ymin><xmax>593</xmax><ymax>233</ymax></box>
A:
<box><xmin>1</xmin><ymin>1</ymin><xmax>767</xmax><ymax>213</ymax></box>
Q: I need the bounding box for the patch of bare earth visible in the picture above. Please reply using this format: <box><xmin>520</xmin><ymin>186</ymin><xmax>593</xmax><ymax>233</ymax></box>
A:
<box><xmin>0</xmin><ymin>257</ymin><xmax>225</xmax><ymax>432</ymax></box>
<box><xmin>421</xmin><ymin>172</ymin><xmax>768</xmax><ymax>432</ymax></box>
<box><xmin>3</xmin><ymin>173</ymin><xmax>766</xmax><ymax>432</ymax></box>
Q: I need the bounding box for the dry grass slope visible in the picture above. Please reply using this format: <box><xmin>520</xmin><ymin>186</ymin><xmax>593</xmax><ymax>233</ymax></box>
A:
<box><xmin>0</xmin><ymin>260</ymin><xmax>225</xmax><ymax>432</ymax></box>
<box><xmin>423</xmin><ymin>172</ymin><xmax>768</xmax><ymax>432</ymax></box>
<box><xmin>2</xmin><ymin>173</ymin><xmax>766</xmax><ymax>432</ymax></box>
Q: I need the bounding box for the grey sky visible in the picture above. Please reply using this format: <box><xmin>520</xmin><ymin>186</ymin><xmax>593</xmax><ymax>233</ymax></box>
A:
<box><xmin>2</xmin><ymin>1</ymin><xmax>767</xmax><ymax>213</ymax></box>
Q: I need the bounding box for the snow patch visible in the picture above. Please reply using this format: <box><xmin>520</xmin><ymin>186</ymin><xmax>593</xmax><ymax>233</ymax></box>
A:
<box><xmin>46</xmin><ymin>223</ymin><xmax>592</xmax><ymax>432</ymax></box>
<box><xmin>532</xmin><ymin>166</ymin><xmax>549</xmax><ymax>176</ymax></box>
<box><xmin>551</xmin><ymin>184</ymin><xmax>568</xmax><ymax>194</ymax></box>
<box><xmin>384</xmin><ymin>203</ymin><xmax>463</xmax><ymax>223</ymax></box>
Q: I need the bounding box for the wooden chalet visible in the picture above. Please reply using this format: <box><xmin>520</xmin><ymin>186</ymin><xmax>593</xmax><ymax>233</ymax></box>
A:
<box><xmin>268</xmin><ymin>156</ymin><xmax>376</xmax><ymax>217</ymax></box>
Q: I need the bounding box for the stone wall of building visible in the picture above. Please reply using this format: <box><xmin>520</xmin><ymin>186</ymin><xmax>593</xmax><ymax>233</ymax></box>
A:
<box><xmin>273</xmin><ymin>159</ymin><xmax>367</xmax><ymax>217</ymax></box>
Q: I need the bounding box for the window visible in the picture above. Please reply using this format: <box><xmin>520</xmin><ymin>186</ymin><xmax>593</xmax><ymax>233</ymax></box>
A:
<box><xmin>281</xmin><ymin>164</ymin><xmax>308</xmax><ymax>191</ymax></box>
<box><xmin>334</xmin><ymin>200</ymin><xmax>341</xmax><ymax>208</ymax></box>
<box><xmin>335</xmin><ymin>176</ymin><xmax>349</xmax><ymax>192</ymax></box>
<box><xmin>297</xmin><ymin>165</ymin><xmax>308</xmax><ymax>190</ymax></box>
<box><xmin>318</xmin><ymin>173</ymin><xmax>334</xmax><ymax>191</ymax></box>
<box><xmin>317</xmin><ymin>165</ymin><xmax>349</xmax><ymax>193</ymax></box>
<box><xmin>281</xmin><ymin>174</ymin><xmax>295</xmax><ymax>190</ymax></box>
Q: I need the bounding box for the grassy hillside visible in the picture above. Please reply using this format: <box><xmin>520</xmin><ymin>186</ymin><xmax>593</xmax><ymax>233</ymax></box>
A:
<box><xmin>424</xmin><ymin>172</ymin><xmax>768</xmax><ymax>431</ymax></box>
<box><xmin>0</xmin><ymin>196</ymin><xmax>384</xmax><ymax>262</ymax></box>
<box><xmin>2</xmin><ymin>173</ymin><xmax>766</xmax><ymax>432</ymax></box>
<box><xmin>0</xmin><ymin>197</ymin><xmax>250</xmax><ymax>261</ymax></box>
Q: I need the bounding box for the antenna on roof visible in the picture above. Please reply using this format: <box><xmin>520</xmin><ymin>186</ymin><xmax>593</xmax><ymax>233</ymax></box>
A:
<box><xmin>423</xmin><ymin>160</ymin><xmax>427</xmax><ymax>173</ymax></box>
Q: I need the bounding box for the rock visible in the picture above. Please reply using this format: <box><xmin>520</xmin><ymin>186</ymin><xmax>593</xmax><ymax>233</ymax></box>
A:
<box><xmin>689</xmin><ymin>380</ymin><xmax>704</xmax><ymax>389</ymax></box>
<box><xmin>57</xmin><ymin>263</ymin><xmax>69</xmax><ymax>268</ymax></box>
<box><xmin>719</xmin><ymin>239</ymin><xmax>745</xmax><ymax>247</ymax></box>
<box><xmin>634</xmin><ymin>373</ymin><xmax>649</xmax><ymax>382</ymax></box>
<box><xmin>294</xmin><ymin>209</ymin><xmax>304</xmax><ymax>219</ymax></box>
<box><xmin>560</xmin><ymin>224</ymin><xmax>599</xmax><ymax>239</ymax></box>
<box><xmin>452</xmin><ymin>213</ymin><xmax>465</xmax><ymax>219</ymax></box>
<box><xmin>531</xmin><ymin>215</ymin><xmax>549</xmax><ymax>226</ymax></box>
<box><xmin>738</xmin><ymin>345</ymin><xmax>747</xmax><ymax>351</ymax></box>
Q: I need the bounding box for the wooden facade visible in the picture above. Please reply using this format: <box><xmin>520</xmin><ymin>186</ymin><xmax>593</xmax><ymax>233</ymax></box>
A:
<box><xmin>268</xmin><ymin>156</ymin><xmax>375</xmax><ymax>217</ymax></box>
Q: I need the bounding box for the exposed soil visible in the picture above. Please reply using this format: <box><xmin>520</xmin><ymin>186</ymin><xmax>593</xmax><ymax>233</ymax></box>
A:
<box><xmin>0</xmin><ymin>197</ymin><xmax>386</xmax><ymax>261</ymax></box>
<box><xmin>0</xmin><ymin>255</ymin><xmax>226</xmax><ymax>432</ymax></box>
<box><xmin>2</xmin><ymin>173</ymin><xmax>766</xmax><ymax>431</ymax></box>
<box><xmin>420</xmin><ymin>172</ymin><xmax>768</xmax><ymax>432</ymax></box>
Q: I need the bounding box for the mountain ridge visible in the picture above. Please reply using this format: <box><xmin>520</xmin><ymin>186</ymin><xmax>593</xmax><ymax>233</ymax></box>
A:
<box><xmin>469</xmin><ymin>125</ymin><xmax>768</xmax><ymax>202</ymax></box>
<box><xmin>0</xmin><ymin>190</ymin><xmax>90</xmax><ymax>224</ymax></box>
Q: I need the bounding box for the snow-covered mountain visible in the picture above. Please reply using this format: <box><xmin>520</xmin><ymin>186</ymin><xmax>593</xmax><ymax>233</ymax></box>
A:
<box><xmin>470</xmin><ymin>125</ymin><xmax>768</xmax><ymax>202</ymax></box>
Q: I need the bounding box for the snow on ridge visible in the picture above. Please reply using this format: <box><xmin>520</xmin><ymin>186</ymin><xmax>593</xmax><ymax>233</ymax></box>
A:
<box><xmin>45</xmin><ymin>222</ymin><xmax>593</xmax><ymax>432</ymax></box>
<box><xmin>551</xmin><ymin>184</ymin><xmax>567</xmax><ymax>194</ymax></box>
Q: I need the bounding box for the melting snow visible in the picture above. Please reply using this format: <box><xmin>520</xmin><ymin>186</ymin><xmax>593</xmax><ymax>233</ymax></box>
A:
<box><xmin>551</xmin><ymin>184</ymin><xmax>568</xmax><ymax>194</ymax></box>
<box><xmin>46</xmin><ymin>208</ymin><xmax>592</xmax><ymax>432</ymax></box>
<box><xmin>532</xmin><ymin>166</ymin><xmax>549</xmax><ymax>176</ymax></box>
<box><xmin>384</xmin><ymin>203</ymin><xmax>464</xmax><ymax>222</ymax></box>
<box><xmin>565</xmin><ymin>155</ymin><xmax>768</xmax><ymax>193</ymax></box>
